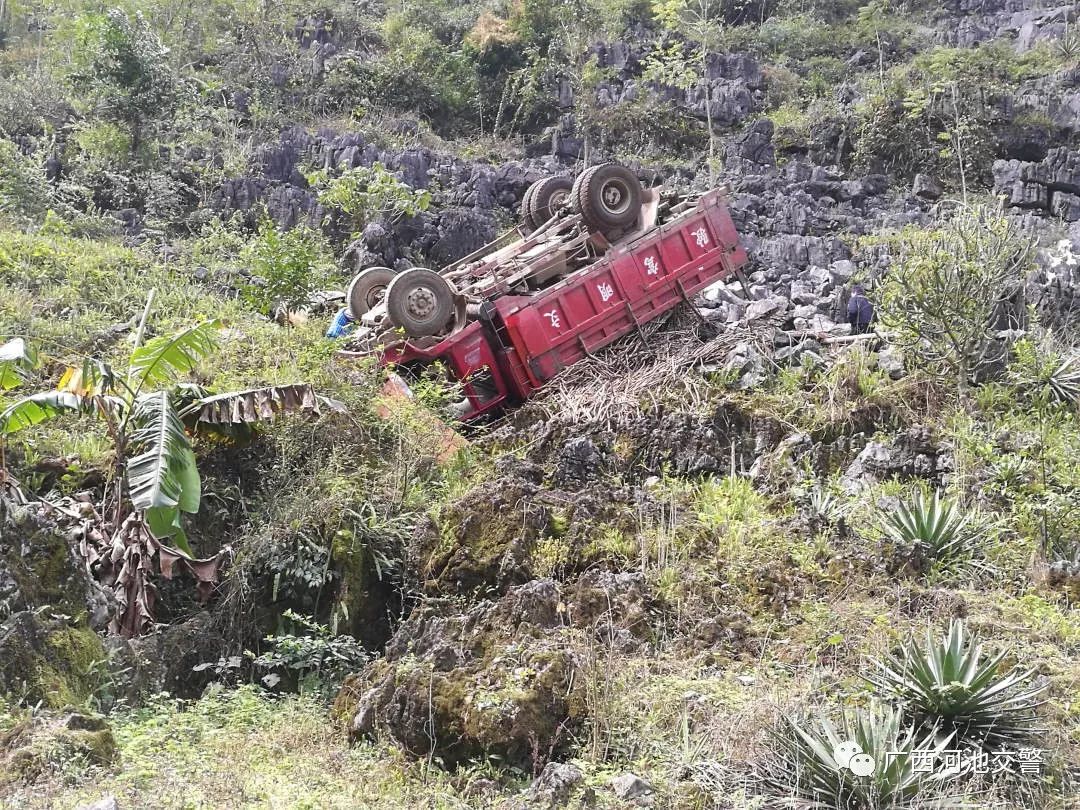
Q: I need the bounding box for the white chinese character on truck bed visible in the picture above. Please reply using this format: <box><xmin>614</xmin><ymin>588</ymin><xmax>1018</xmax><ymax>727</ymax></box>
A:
<box><xmin>692</xmin><ymin>226</ymin><xmax>709</xmax><ymax>247</ymax></box>
<box><xmin>597</xmin><ymin>282</ymin><xmax>614</xmax><ymax>302</ymax></box>
<box><xmin>544</xmin><ymin>310</ymin><xmax>561</xmax><ymax>328</ymax></box>
<box><xmin>644</xmin><ymin>256</ymin><xmax>659</xmax><ymax>275</ymax></box>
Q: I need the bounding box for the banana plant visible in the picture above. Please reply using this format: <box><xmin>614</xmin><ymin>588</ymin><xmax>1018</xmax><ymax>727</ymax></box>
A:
<box><xmin>0</xmin><ymin>302</ymin><xmax>340</xmax><ymax>635</ymax></box>
<box><xmin>1</xmin><ymin>318</ymin><xmax>220</xmax><ymax>552</ymax></box>
<box><xmin>0</xmin><ymin>338</ymin><xmax>37</xmax><ymax>391</ymax></box>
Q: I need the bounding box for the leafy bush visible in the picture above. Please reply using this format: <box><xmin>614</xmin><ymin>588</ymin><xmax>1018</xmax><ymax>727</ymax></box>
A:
<box><xmin>69</xmin><ymin>9</ymin><xmax>181</xmax><ymax>155</ymax></box>
<box><xmin>0</xmin><ymin>141</ymin><xmax>54</xmax><ymax>226</ymax></box>
<box><xmin>763</xmin><ymin>701</ymin><xmax>955</xmax><ymax>808</ymax></box>
<box><xmin>307</xmin><ymin>162</ymin><xmax>430</xmax><ymax>239</ymax></box>
<box><xmin>241</xmin><ymin>220</ymin><xmax>335</xmax><ymax>312</ymax></box>
<box><xmin>868</xmin><ymin>619</ymin><xmax>1047</xmax><ymax>750</ymax></box>
<box><xmin>853</xmin><ymin>41</ymin><xmax>1061</xmax><ymax>185</ymax></box>
<box><xmin>0</xmin><ymin>68</ymin><xmax>70</xmax><ymax>139</ymax></box>
<box><xmin>880</xmin><ymin>490</ymin><xmax>984</xmax><ymax>576</ymax></box>
<box><xmin>251</xmin><ymin>610</ymin><xmax>369</xmax><ymax>697</ymax></box>
<box><xmin>359</xmin><ymin>16</ymin><xmax>479</xmax><ymax>130</ymax></box>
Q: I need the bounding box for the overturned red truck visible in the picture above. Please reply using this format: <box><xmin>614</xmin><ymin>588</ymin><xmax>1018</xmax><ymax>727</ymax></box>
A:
<box><xmin>338</xmin><ymin>163</ymin><xmax>749</xmax><ymax>420</ymax></box>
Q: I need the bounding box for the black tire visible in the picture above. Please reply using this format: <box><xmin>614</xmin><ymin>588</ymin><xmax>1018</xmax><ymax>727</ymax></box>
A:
<box><xmin>526</xmin><ymin>176</ymin><xmax>574</xmax><ymax>228</ymax></box>
<box><xmin>385</xmin><ymin>268</ymin><xmax>456</xmax><ymax>338</ymax></box>
<box><xmin>573</xmin><ymin>163</ymin><xmax>643</xmax><ymax>232</ymax></box>
<box><xmin>346</xmin><ymin>266</ymin><xmax>394</xmax><ymax>317</ymax></box>
<box><xmin>520</xmin><ymin>179</ymin><xmax>544</xmax><ymax>232</ymax></box>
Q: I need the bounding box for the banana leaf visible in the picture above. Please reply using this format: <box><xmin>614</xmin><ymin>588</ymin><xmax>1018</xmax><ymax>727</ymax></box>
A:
<box><xmin>128</xmin><ymin>320</ymin><xmax>220</xmax><ymax>393</ymax></box>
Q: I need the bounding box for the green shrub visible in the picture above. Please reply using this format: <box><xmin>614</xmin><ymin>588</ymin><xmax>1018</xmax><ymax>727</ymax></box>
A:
<box><xmin>250</xmin><ymin>610</ymin><xmax>369</xmax><ymax>697</ymax></box>
<box><xmin>868</xmin><ymin>619</ymin><xmax>1047</xmax><ymax>750</ymax></box>
<box><xmin>872</xmin><ymin>204</ymin><xmax>1034</xmax><ymax>389</ymax></box>
<box><xmin>0</xmin><ymin>141</ymin><xmax>54</xmax><ymax>226</ymax></box>
<box><xmin>359</xmin><ymin>16</ymin><xmax>479</xmax><ymax>130</ymax></box>
<box><xmin>307</xmin><ymin>162</ymin><xmax>430</xmax><ymax>239</ymax></box>
<box><xmin>853</xmin><ymin>41</ymin><xmax>1062</xmax><ymax>185</ymax></box>
<box><xmin>68</xmin><ymin>8</ymin><xmax>181</xmax><ymax>155</ymax></box>
<box><xmin>240</xmin><ymin>220</ymin><xmax>336</xmax><ymax>313</ymax></box>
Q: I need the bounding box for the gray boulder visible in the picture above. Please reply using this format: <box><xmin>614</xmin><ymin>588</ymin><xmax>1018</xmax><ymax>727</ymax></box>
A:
<box><xmin>528</xmin><ymin>762</ymin><xmax>585</xmax><ymax>806</ymax></box>
<box><xmin>912</xmin><ymin>174</ymin><xmax>944</xmax><ymax>201</ymax></box>
<box><xmin>612</xmin><ymin>773</ymin><xmax>654</xmax><ymax>800</ymax></box>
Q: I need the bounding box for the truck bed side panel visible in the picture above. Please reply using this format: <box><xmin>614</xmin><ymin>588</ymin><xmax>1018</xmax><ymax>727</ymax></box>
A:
<box><xmin>500</xmin><ymin>194</ymin><xmax>747</xmax><ymax>384</ymax></box>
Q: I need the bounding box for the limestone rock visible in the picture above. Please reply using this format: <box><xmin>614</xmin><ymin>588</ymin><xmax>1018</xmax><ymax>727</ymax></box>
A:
<box><xmin>553</xmin><ymin>437</ymin><xmax>604</xmax><ymax>490</ymax></box>
<box><xmin>528</xmin><ymin>762</ymin><xmax>584</xmax><ymax>806</ymax></box>
<box><xmin>611</xmin><ymin>773</ymin><xmax>654</xmax><ymax>800</ymax></box>
<box><xmin>912</xmin><ymin>174</ymin><xmax>943</xmax><ymax>201</ymax></box>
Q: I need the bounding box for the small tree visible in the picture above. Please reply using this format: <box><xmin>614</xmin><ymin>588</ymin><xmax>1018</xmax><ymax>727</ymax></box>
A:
<box><xmin>306</xmin><ymin>162</ymin><xmax>430</xmax><ymax>240</ymax></box>
<box><xmin>69</xmin><ymin>8</ymin><xmax>178</xmax><ymax>156</ymax></box>
<box><xmin>875</xmin><ymin>204</ymin><xmax>1034</xmax><ymax>391</ymax></box>
<box><xmin>241</xmin><ymin>219</ymin><xmax>334</xmax><ymax>313</ymax></box>
<box><xmin>644</xmin><ymin>0</ymin><xmax>724</xmax><ymax>183</ymax></box>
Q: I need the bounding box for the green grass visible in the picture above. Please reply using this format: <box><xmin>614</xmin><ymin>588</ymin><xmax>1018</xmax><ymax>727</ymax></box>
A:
<box><xmin>2</xmin><ymin>686</ymin><xmax>492</xmax><ymax>809</ymax></box>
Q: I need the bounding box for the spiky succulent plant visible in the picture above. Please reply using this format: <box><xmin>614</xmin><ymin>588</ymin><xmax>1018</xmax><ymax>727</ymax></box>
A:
<box><xmin>868</xmin><ymin>619</ymin><xmax>1047</xmax><ymax>750</ymax></box>
<box><xmin>763</xmin><ymin>701</ymin><xmax>954</xmax><ymax>809</ymax></box>
<box><xmin>1009</xmin><ymin>339</ymin><xmax>1080</xmax><ymax>406</ymax></box>
<box><xmin>881</xmin><ymin>491</ymin><xmax>983</xmax><ymax>576</ymax></box>
<box><xmin>1040</xmin><ymin>355</ymin><xmax>1080</xmax><ymax>405</ymax></box>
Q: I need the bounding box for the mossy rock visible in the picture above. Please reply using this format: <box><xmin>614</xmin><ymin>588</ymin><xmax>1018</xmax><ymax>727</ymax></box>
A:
<box><xmin>422</xmin><ymin>476</ymin><xmax>549</xmax><ymax>594</ymax></box>
<box><xmin>1</xmin><ymin>502</ymin><xmax>109</xmax><ymax>626</ymax></box>
<box><xmin>330</xmin><ymin>527</ymin><xmax>401</xmax><ymax>649</ymax></box>
<box><xmin>344</xmin><ymin>579</ymin><xmax>585</xmax><ymax>769</ymax></box>
<box><xmin>0</xmin><ymin>612</ymin><xmax>107</xmax><ymax>709</ymax></box>
<box><xmin>1</xmin><ymin>710</ymin><xmax>116</xmax><ymax>784</ymax></box>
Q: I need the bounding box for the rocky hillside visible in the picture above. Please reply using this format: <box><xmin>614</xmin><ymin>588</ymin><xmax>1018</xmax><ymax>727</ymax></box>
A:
<box><xmin>1</xmin><ymin>0</ymin><xmax>1079</xmax><ymax>808</ymax></box>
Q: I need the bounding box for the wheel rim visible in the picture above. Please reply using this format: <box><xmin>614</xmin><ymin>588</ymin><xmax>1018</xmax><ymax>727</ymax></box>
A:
<box><xmin>405</xmin><ymin>285</ymin><xmax>438</xmax><ymax>321</ymax></box>
<box><xmin>548</xmin><ymin>189</ymin><xmax>569</xmax><ymax>209</ymax></box>
<box><xmin>600</xmin><ymin>178</ymin><xmax>633</xmax><ymax>215</ymax></box>
<box><xmin>365</xmin><ymin>285</ymin><xmax>388</xmax><ymax>309</ymax></box>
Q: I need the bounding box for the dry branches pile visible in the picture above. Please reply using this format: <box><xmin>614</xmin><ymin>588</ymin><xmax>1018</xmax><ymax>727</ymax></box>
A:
<box><xmin>527</xmin><ymin>308</ymin><xmax>778</xmax><ymax>427</ymax></box>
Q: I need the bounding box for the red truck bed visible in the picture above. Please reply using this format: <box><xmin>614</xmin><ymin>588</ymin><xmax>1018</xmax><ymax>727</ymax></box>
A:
<box><xmin>380</xmin><ymin>188</ymin><xmax>748</xmax><ymax>420</ymax></box>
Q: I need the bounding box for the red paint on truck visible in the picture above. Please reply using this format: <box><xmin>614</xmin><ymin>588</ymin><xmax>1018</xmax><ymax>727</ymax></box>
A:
<box><xmin>380</xmin><ymin>189</ymin><xmax>748</xmax><ymax>420</ymax></box>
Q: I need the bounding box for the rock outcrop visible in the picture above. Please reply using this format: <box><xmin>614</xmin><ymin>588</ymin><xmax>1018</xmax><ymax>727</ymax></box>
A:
<box><xmin>338</xmin><ymin>579</ymin><xmax>585</xmax><ymax>769</ymax></box>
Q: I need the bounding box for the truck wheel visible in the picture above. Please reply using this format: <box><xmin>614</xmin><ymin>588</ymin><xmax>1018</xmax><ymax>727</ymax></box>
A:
<box><xmin>573</xmin><ymin>163</ymin><xmax>643</xmax><ymax>232</ymax></box>
<box><xmin>347</xmin><ymin>266</ymin><xmax>394</xmax><ymax>317</ymax></box>
<box><xmin>526</xmin><ymin>176</ymin><xmax>574</xmax><ymax>228</ymax></box>
<box><xmin>385</xmin><ymin>268</ymin><xmax>456</xmax><ymax>338</ymax></box>
<box><xmin>520</xmin><ymin>180</ymin><xmax>543</xmax><ymax>232</ymax></box>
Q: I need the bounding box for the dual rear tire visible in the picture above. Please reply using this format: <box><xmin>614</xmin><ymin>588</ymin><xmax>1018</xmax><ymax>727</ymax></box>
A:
<box><xmin>520</xmin><ymin>176</ymin><xmax>574</xmax><ymax>233</ymax></box>
<box><xmin>571</xmin><ymin>163</ymin><xmax>643</xmax><ymax>233</ymax></box>
<box><xmin>520</xmin><ymin>164</ymin><xmax>644</xmax><ymax>236</ymax></box>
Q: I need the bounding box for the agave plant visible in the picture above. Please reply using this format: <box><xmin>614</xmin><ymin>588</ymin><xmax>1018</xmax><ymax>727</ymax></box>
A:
<box><xmin>1037</xmin><ymin>355</ymin><xmax>1080</xmax><ymax>406</ymax></box>
<box><xmin>763</xmin><ymin>701</ymin><xmax>955</xmax><ymax>809</ymax></box>
<box><xmin>881</xmin><ymin>491</ymin><xmax>983</xmax><ymax>576</ymax></box>
<box><xmin>868</xmin><ymin>620</ymin><xmax>1047</xmax><ymax>751</ymax></box>
<box><xmin>0</xmin><ymin>308</ymin><xmax>338</xmax><ymax>635</ymax></box>
<box><xmin>808</xmin><ymin>485</ymin><xmax>843</xmax><ymax>524</ymax></box>
<box><xmin>1009</xmin><ymin>338</ymin><xmax>1080</xmax><ymax>406</ymax></box>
